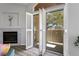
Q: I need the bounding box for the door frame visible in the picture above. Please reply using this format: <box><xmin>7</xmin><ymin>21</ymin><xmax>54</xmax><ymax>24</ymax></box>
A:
<box><xmin>45</xmin><ymin>4</ymin><xmax>69</xmax><ymax>56</ymax></box>
<box><xmin>63</xmin><ymin>3</ymin><xmax>69</xmax><ymax>56</ymax></box>
<box><xmin>45</xmin><ymin>4</ymin><xmax>65</xmax><ymax>55</ymax></box>
<box><xmin>33</xmin><ymin>3</ymin><xmax>69</xmax><ymax>56</ymax></box>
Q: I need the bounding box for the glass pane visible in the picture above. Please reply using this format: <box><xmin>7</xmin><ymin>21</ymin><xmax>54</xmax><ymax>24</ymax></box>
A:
<box><xmin>47</xmin><ymin>9</ymin><xmax>63</xmax><ymax>30</ymax></box>
<box><xmin>33</xmin><ymin>14</ymin><xmax>39</xmax><ymax>48</ymax></box>
<box><xmin>46</xmin><ymin>9</ymin><xmax>64</xmax><ymax>55</ymax></box>
<box><xmin>27</xmin><ymin>14</ymin><xmax>31</xmax><ymax>29</ymax></box>
<box><xmin>27</xmin><ymin>31</ymin><xmax>31</xmax><ymax>46</ymax></box>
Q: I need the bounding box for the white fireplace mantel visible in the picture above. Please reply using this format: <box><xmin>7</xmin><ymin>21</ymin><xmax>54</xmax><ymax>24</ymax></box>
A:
<box><xmin>0</xmin><ymin>26</ymin><xmax>22</xmax><ymax>45</ymax></box>
<box><xmin>0</xmin><ymin>26</ymin><xmax>22</xmax><ymax>29</ymax></box>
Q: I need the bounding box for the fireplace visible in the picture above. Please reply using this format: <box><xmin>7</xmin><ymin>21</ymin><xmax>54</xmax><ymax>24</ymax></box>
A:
<box><xmin>3</xmin><ymin>32</ymin><xmax>18</xmax><ymax>44</ymax></box>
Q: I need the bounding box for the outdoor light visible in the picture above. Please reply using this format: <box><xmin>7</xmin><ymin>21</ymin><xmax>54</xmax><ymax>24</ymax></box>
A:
<box><xmin>46</xmin><ymin>44</ymin><xmax>56</xmax><ymax>48</ymax></box>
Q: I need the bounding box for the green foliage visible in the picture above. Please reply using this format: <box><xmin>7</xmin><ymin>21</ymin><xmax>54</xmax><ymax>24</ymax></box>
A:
<box><xmin>74</xmin><ymin>36</ymin><xmax>79</xmax><ymax>46</ymax></box>
<box><xmin>47</xmin><ymin>10</ymin><xmax>63</xmax><ymax>26</ymax></box>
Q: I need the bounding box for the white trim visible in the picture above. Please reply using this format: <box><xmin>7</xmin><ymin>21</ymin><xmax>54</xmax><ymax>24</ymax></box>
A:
<box><xmin>39</xmin><ymin>9</ymin><xmax>43</xmax><ymax>54</ymax></box>
<box><xmin>63</xmin><ymin>3</ymin><xmax>69</xmax><ymax>56</ymax></box>
<box><xmin>42</xmin><ymin>8</ymin><xmax>46</xmax><ymax>55</ymax></box>
<box><xmin>26</xmin><ymin>12</ymin><xmax>33</xmax><ymax>15</ymax></box>
<box><xmin>31</xmin><ymin>13</ymin><xmax>33</xmax><ymax>48</ymax></box>
<box><xmin>33</xmin><ymin>11</ymin><xmax>39</xmax><ymax>15</ymax></box>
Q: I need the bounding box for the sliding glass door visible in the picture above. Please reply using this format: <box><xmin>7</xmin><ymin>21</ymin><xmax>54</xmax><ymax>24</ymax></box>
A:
<box><xmin>46</xmin><ymin>9</ymin><xmax>64</xmax><ymax>55</ymax></box>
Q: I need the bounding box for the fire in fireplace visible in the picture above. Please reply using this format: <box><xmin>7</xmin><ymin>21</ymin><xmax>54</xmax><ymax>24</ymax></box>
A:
<box><xmin>3</xmin><ymin>32</ymin><xmax>18</xmax><ymax>44</ymax></box>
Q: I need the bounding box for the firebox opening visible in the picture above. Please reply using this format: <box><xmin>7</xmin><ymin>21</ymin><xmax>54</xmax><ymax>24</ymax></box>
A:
<box><xmin>3</xmin><ymin>32</ymin><xmax>18</xmax><ymax>44</ymax></box>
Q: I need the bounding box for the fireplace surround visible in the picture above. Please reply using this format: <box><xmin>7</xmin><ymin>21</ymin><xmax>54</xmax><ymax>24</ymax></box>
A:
<box><xmin>3</xmin><ymin>32</ymin><xmax>18</xmax><ymax>44</ymax></box>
